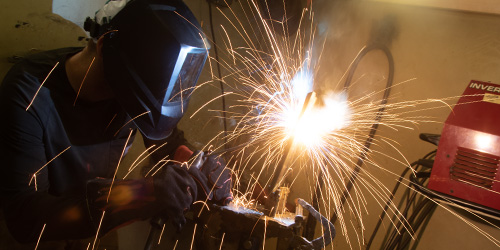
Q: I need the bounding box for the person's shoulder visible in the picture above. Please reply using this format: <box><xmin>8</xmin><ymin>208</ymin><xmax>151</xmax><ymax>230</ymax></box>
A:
<box><xmin>0</xmin><ymin>47</ymin><xmax>83</xmax><ymax>108</ymax></box>
<box><xmin>1</xmin><ymin>47</ymin><xmax>82</xmax><ymax>90</ymax></box>
<box><xmin>12</xmin><ymin>47</ymin><xmax>83</xmax><ymax>77</ymax></box>
<box><xmin>23</xmin><ymin>47</ymin><xmax>83</xmax><ymax>66</ymax></box>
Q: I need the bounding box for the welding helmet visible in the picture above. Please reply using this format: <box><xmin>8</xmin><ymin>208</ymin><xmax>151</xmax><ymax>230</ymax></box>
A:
<box><xmin>84</xmin><ymin>0</ymin><xmax>208</xmax><ymax>140</ymax></box>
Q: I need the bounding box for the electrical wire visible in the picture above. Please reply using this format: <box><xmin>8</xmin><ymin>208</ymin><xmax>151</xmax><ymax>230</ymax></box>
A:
<box><xmin>366</xmin><ymin>150</ymin><xmax>436</xmax><ymax>249</ymax></box>
<box><xmin>208</xmin><ymin>2</ymin><xmax>228</xmax><ymax>147</ymax></box>
<box><xmin>366</xmin><ymin>163</ymin><xmax>414</xmax><ymax>249</ymax></box>
<box><xmin>383</xmin><ymin>170</ymin><xmax>432</xmax><ymax>248</ymax></box>
<box><xmin>396</xmin><ymin>199</ymin><xmax>437</xmax><ymax>250</ymax></box>
<box><xmin>387</xmin><ymin>198</ymin><xmax>431</xmax><ymax>250</ymax></box>
<box><xmin>366</xmin><ymin>149</ymin><xmax>436</xmax><ymax>250</ymax></box>
<box><xmin>330</xmin><ymin>42</ymin><xmax>395</xmax><ymax>224</ymax></box>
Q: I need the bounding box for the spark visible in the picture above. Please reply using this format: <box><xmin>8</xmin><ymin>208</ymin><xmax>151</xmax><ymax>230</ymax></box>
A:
<box><xmin>124</xmin><ymin>144</ymin><xmax>158</xmax><ymax>178</ymax></box>
<box><xmin>158</xmin><ymin>223</ymin><xmax>166</xmax><ymax>245</ymax></box>
<box><xmin>122</xmin><ymin>141</ymin><xmax>170</xmax><ymax>179</ymax></box>
<box><xmin>113</xmin><ymin>110</ymin><xmax>151</xmax><ymax>137</ymax></box>
<box><xmin>107</xmin><ymin>129</ymin><xmax>134</xmax><ymax>203</ymax></box>
<box><xmin>92</xmin><ymin>210</ymin><xmax>105</xmax><ymax>250</ymax></box>
<box><xmin>32</xmin><ymin>174</ymin><xmax>37</xmax><ymax>191</ymax></box>
<box><xmin>189</xmin><ymin>92</ymin><xmax>233</xmax><ymax>119</ymax></box>
<box><xmin>29</xmin><ymin>146</ymin><xmax>71</xmax><ymax>190</ymax></box>
<box><xmin>219</xmin><ymin>232</ymin><xmax>225</xmax><ymax>250</ymax></box>
<box><xmin>73</xmin><ymin>56</ymin><xmax>95</xmax><ymax>106</ymax></box>
<box><xmin>104</xmin><ymin>113</ymin><xmax>117</xmax><ymax>132</ymax></box>
<box><xmin>34</xmin><ymin>223</ymin><xmax>46</xmax><ymax>250</ymax></box>
<box><xmin>190</xmin><ymin>223</ymin><xmax>198</xmax><ymax>250</ymax></box>
<box><xmin>26</xmin><ymin>61</ymin><xmax>59</xmax><ymax>111</ymax></box>
<box><xmin>193</xmin><ymin>200</ymin><xmax>211</xmax><ymax>213</ymax></box>
<box><xmin>262</xmin><ymin>216</ymin><xmax>267</xmax><ymax>250</ymax></box>
<box><xmin>144</xmin><ymin>158</ymin><xmax>172</xmax><ymax>178</ymax></box>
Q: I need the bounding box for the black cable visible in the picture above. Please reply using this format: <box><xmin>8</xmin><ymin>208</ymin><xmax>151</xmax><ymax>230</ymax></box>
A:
<box><xmin>383</xmin><ymin>173</ymin><xmax>426</xmax><ymax>248</ymax></box>
<box><xmin>367</xmin><ymin>150</ymin><xmax>436</xmax><ymax>249</ymax></box>
<box><xmin>391</xmin><ymin>198</ymin><xmax>436</xmax><ymax>250</ymax></box>
<box><xmin>208</xmin><ymin>2</ymin><xmax>228</xmax><ymax>147</ymax></box>
<box><xmin>381</xmin><ymin>151</ymin><xmax>436</xmax><ymax>250</ymax></box>
<box><xmin>390</xmin><ymin>198</ymin><xmax>432</xmax><ymax>249</ymax></box>
<box><xmin>366</xmin><ymin>162</ymin><xmax>415</xmax><ymax>249</ymax></box>
<box><xmin>383</xmin><ymin>197</ymin><xmax>421</xmax><ymax>250</ymax></box>
<box><xmin>330</xmin><ymin>42</ymin><xmax>395</xmax><ymax>224</ymax></box>
<box><xmin>383</xmin><ymin>185</ymin><xmax>420</xmax><ymax>249</ymax></box>
<box><xmin>397</xmin><ymin>200</ymin><xmax>437</xmax><ymax>250</ymax></box>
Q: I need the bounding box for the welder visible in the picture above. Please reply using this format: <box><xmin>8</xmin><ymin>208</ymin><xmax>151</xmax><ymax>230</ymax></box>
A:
<box><xmin>0</xmin><ymin>0</ymin><xmax>232</xmax><ymax>249</ymax></box>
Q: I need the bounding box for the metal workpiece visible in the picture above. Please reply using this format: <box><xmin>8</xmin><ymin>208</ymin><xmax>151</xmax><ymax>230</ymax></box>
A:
<box><xmin>196</xmin><ymin>199</ymin><xmax>335</xmax><ymax>250</ymax></box>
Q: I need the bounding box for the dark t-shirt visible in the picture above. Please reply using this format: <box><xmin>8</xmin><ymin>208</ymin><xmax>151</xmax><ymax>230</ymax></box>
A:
<box><xmin>0</xmin><ymin>47</ymin><xmax>136</xmax><ymax>242</ymax></box>
<box><xmin>0</xmin><ymin>48</ymin><xmax>189</xmax><ymax>243</ymax></box>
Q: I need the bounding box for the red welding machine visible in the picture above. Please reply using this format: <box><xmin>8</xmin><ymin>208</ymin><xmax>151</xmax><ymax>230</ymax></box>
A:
<box><xmin>428</xmin><ymin>80</ymin><xmax>500</xmax><ymax>211</ymax></box>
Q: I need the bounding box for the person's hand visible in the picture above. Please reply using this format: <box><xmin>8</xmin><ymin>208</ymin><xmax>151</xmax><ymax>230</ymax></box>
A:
<box><xmin>152</xmin><ymin>164</ymin><xmax>198</xmax><ymax>230</ymax></box>
<box><xmin>86</xmin><ymin>159</ymin><xmax>202</xmax><ymax>232</ymax></box>
<box><xmin>188</xmin><ymin>152</ymin><xmax>233</xmax><ymax>205</ymax></box>
<box><xmin>86</xmin><ymin>176</ymin><xmax>188</xmax><ymax>234</ymax></box>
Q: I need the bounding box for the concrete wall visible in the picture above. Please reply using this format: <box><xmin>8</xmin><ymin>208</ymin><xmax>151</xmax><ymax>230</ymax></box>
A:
<box><xmin>0</xmin><ymin>0</ymin><xmax>87</xmax><ymax>78</ymax></box>
<box><xmin>370</xmin><ymin>0</ymin><xmax>500</xmax><ymax>15</ymax></box>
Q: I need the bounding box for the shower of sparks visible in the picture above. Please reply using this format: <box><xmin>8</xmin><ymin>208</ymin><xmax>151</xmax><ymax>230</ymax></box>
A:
<box><xmin>181</xmin><ymin>0</ymin><xmax>500</xmax><ymax>248</ymax></box>
<box><xmin>229</xmin><ymin>193</ymin><xmax>258</xmax><ymax>211</ymax></box>
<box><xmin>200</xmin><ymin>0</ymin><xmax>405</xmax><ymax>240</ymax></box>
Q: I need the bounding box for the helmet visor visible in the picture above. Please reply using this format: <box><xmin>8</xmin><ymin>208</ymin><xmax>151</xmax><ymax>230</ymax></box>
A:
<box><xmin>163</xmin><ymin>46</ymin><xmax>207</xmax><ymax>105</ymax></box>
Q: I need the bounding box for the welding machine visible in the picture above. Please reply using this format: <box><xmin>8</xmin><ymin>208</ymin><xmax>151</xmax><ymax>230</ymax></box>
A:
<box><xmin>428</xmin><ymin>80</ymin><xmax>500</xmax><ymax>211</ymax></box>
